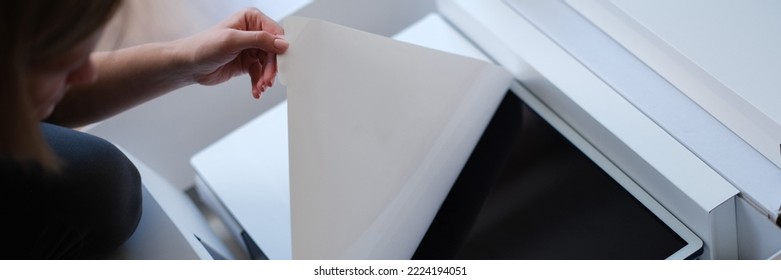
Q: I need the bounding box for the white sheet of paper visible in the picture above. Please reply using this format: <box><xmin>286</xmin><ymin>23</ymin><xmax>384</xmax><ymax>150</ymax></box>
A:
<box><xmin>279</xmin><ymin>17</ymin><xmax>511</xmax><ymax>259</ymax></box>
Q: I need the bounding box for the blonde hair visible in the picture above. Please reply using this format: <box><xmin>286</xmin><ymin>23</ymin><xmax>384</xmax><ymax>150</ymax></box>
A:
<box><xmin>0</xmin><ymin>0</ymin><xmax>123</xmax><ymax>171</ymax></box>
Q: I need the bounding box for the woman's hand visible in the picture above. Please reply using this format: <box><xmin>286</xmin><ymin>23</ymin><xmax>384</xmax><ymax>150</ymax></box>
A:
<box><xmin>181</xmin><ymin>8</ymin><xmax>289</xmax><ymax>99</ymax></box>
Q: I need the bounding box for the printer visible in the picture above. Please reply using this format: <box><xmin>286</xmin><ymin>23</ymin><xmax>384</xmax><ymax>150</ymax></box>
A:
<box><xmin>90</xmin><ymin>0</ymin><xmax>781</xmax><ymax>260</ymax></box>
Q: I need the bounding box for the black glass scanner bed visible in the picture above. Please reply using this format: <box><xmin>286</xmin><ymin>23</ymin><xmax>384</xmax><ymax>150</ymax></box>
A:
<box><xmin>415</xmin><ymin>92</ymin><xmax>702</xmax><ymax>260</ymax></box>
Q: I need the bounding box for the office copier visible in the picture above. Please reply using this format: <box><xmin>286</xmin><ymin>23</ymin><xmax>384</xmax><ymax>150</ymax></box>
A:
<box><xmin>91</xmin><ymin>0</ymin><xmax>781</xmax><ymax>260</ymax></box>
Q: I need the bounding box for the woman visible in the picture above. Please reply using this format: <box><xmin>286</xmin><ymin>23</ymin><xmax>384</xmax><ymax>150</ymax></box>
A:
<box><xmin>0</xmin><ymin>0</ymin><xmax>288</xmax><ymax>259</ymax></box>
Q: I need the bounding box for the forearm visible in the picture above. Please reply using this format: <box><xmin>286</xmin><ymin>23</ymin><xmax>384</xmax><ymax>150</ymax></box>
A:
<box><xmin>46</xmin><ymin>8</ymin><xmax>288</xmax><ymax>128</ymax></box>
<box><xmin>47</xmin><ymin>40</ymin><xmax>194</xmax><ymax>127</ymax></box>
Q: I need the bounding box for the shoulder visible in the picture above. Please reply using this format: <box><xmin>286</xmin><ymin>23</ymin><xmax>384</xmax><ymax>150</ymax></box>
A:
<box><xmin>39</xmin><ymin>122</ymin><xmax>140</xmax><ymax>190</ymax></box>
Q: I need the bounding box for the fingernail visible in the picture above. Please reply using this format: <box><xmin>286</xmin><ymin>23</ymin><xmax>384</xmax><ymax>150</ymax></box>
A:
<box><xmin>273</xmin><ymin>38</ymin><xmax>289</xmax><ymax>52</ymax></box>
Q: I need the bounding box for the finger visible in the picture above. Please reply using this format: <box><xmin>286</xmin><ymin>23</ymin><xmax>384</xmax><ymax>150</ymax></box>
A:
<box><xmin>245</xmin><ymin>7</ymin><xmax>285</xmax><ymax>36</ymax></box>
<box><xmin>248</xmin><ymin>60</ymin><xmax>263</xmax><ymax>99</ymax></box>
<box><xmin>260</xmin><ymin>52</ymin><xmax>277</xmax><ymax>87</ymax></box>
<box><xmin>261</xmin><ymin>12</ymin><xmax>284</xmax><ymax>36</ymax></box>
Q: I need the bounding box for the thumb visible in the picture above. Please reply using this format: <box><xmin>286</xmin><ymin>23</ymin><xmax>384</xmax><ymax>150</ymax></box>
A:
<box><xmin>231</xmin><ymin>30</ymin><xmax>289</xmax><ymax>54</ymax></box>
